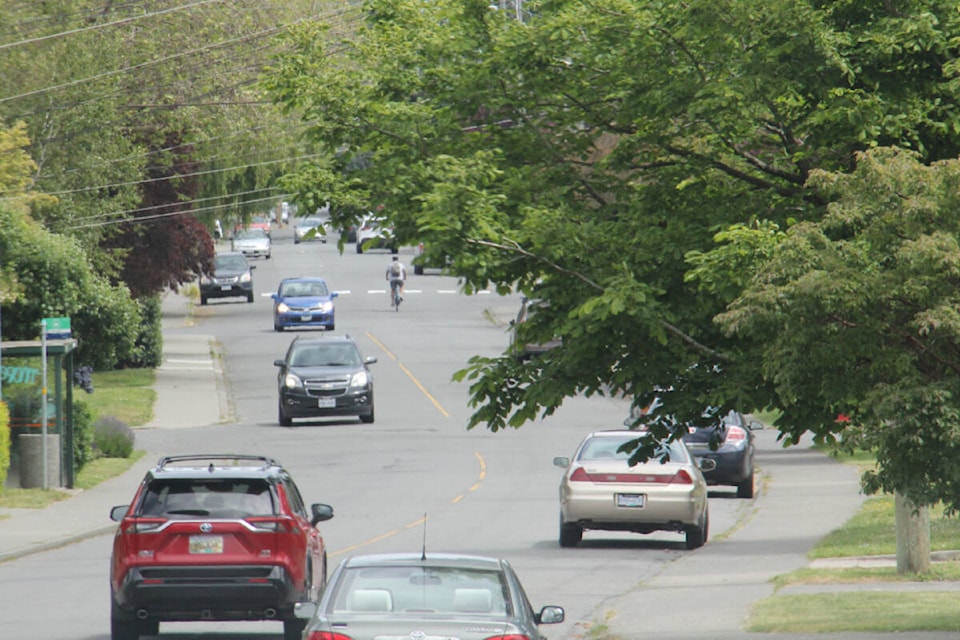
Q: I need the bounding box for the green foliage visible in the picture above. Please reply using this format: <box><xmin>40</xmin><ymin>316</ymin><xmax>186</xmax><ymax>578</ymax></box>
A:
<box><xmin>126</xmin><ymin>295</ymin><xmax>164</xmax><ymax>369</ymax></box>
<box><xmin>0</xmin><ymin>402</ymin><xmax>10</xmax><ymax>489</ymax></box>
<box><xmin>92</xmin><ymin>416</ymin><xmax>135</xmax><ymax>459</ymax></box>
<box><xmin>72</xmin><ymin>400</ymin><xmax>95</xmax><ymax>472</ymax></box>
<box><xmin>0</xmin><ymin>206</ymin><xmax>141</xmax><ymax>370</ymax></box>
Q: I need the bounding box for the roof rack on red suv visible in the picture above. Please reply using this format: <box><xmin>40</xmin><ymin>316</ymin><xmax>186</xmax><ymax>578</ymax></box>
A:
<box><xmin>108</xmin><ymin>454</ymin><xmax>334</xmax><ymax>640</ymax></box>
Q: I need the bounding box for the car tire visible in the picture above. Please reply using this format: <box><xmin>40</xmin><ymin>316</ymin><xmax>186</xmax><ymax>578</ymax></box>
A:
<box><xmin>359</xmin><ymin>406</ymin><xmax>375</xmax><ymax>424</ymax></box>
<box><xmin>200</xmin><ymin>295</ymin><xmax>208</xmax><ymax>306</ymax></box>
<box><xmin>414</xmin><ymin>264</ymin><xmax>424</xmax><ymax>275</ymax></box>
<box><xmin>110</xmin><ymin>601</ymin><xmax>142</xmax><ymax>640</ymax></box>
<box><xmin>279</xmin><ymin>403</ymin><xmax>293</xmax><ymax>427</ymax></box>
<box><xmin>283</xmin><ymin>617</ymin><xmax>306</xmax><ymax>640</ymax></box>
<box><xmin>294</xmin><ymin>238</ymin><xmax>300</xmax><ymax>244</ymax></box>
<box><xmin>559</xmin><ymin>518</ymin><xmax>582</xmax><ymax>548</ymax></box>
<box><xmin>328</xmin><ymin>324</ymin><xmax>335</xmax><ymax>331</ymax></box>
<box><xmin>685</xmin><ymin>508</ymin><xmax>709</xmax><ymax>550</ymax></box>
<box><xmin>391</xmin><ymin>246</ymin><xmax>399</xmax><ymax>254</ymax></box>
<box><xmin>737</xmin><ymin>473</ymin><xmax>755</xmax><ymax>499</ymax></box>
<box><xmin>247</xmin><ymin>291</ymin><xmax>254</xmax><ymax>303</ymax></box>
<box><xmin>356</xmin><ymin>242</ymin><xmax>363</xmax><ymax>254</ymax></box>
<box><xmin>274</xmin><ymin>323</ymin><xmax>282</xmax><ymax>332</ymax></box>
<box><xmin>266</xmin><ymin>253</ymin><xmax>271</xmax><ymax>259</ymax></box>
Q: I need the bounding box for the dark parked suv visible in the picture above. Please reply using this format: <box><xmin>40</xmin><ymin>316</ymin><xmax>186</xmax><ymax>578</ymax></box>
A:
<box><xmin>109</xmin><ymin>454</ymin><xmax>334</xmax><ymax>640</ymax></box>
<box><xmin>199</xmin><ymin>251</ymin><xmax>255</xmax><ymax>304</ymax></box>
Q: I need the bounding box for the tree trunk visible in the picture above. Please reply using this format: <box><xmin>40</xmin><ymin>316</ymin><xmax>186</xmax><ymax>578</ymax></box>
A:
<box><xmin>895</xmin><ymin>491</ymin><xmax>930</xmax><ymax>574</ymax></box>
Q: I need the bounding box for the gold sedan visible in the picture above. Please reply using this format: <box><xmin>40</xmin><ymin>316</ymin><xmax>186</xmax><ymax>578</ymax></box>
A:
<box><xmin>554</xmin><ymin>430</ymin><xmax>715</xmax><ymax>549</ymax></box>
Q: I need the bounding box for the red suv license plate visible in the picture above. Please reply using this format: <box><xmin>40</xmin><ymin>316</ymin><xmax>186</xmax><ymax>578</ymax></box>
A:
<box><xmin>189</xmin><ymin>535</ymin><xmax>224</xmax><ymax>554</ymax></box>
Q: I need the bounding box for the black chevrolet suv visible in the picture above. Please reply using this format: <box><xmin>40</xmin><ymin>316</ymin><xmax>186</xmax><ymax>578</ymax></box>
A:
<box><xmin>109</xmin><ymin>454</ymin><xmax>334</xmax><ymax>640</ymax></box>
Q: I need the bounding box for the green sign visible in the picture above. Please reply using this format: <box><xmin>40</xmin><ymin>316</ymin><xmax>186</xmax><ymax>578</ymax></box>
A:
<box><xmin>43</xmin><ymin>317</ymin><xmax>71</xmax><ymax>337</ymax></box>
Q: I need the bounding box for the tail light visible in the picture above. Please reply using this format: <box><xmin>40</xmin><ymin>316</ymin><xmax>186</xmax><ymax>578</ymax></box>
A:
<box><xmin>307</xmin><ymin>633</ymin><xmax>353</xmax><ymax>640</ymax></box>
<box><xmin>725</xmin><ymin>425</ymin><xmax>747</xmax><ymax>442</ymax></box>
<box><xmin>570</xmin><ymin>467</ymin><xmax>693</xmax><ymax>484</ymax></box>
<box><xmin>246</xmin><ymin>516</ymin><xmax>296</xmax><ymax>533</ymax></box>
<box><xmin>485</xmin><ymin>636</ymin><xmax>531</xmax><ymax>640</ymax></box>
<box><xmin>121</xmin><ymin>518</ymin><xmax>166</xmax><ymax>534</ymax></box>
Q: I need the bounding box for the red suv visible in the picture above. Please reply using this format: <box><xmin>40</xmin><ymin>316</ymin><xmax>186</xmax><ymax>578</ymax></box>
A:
<box><xmin>108</xmin><ymin>454</ymin><xmax>334</xmax><ymax>640</ymax></box>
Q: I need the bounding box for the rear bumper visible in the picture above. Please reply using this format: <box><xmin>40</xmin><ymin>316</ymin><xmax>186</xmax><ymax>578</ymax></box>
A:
<box><xmin>113</xmin><ymin>564</ymin><xmax>298</xmax><ymax>620</ymax></box>
<box><xmin>689</xmin><ymin>447</ymin><xmax>753</xmax><ymax>485</ymax></box>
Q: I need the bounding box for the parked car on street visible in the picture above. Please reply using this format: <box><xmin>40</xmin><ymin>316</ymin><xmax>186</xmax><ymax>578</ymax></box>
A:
<box><xmin>293</xmin><ymin>217</ymin><xmax>328</xmax><ymax>244</ymax></box>
<box><xmin>108</xmin><ymin>454</ymin><xmax>334</xmax><ymax>640</ymax></box>
<box><xmin>231</xmin><ymin>227</ymin><xmax>272</xmax><ymax>259</ymax></box>
<box><xmin>356</xmin><ymin>214</ymin><xmax>397</xmax><ymax>254</ymax></box>
<box><xmin>275</xmin><ymin>334</ymin><xmax>377</xmax><ymax>426</ymax></box>
<box><xmin>554</xmin><ymin>430</ymin><xmax>714</xmax><ymax>549</ymax></box>
<box><xmin>625</xmin><ymin>404</ymin><xmax>762</xmax><ymax>498</ymax></box>
<box><xmin>198</xmin><ymin>251</ymin><xmax>255</xmax><ymax>304</ymax></box>
<box><xmin>272</xmin><ymin>277</ymin><xmax>338</xmax><ymax>332</ymax></box>
<box><xmin>292</xmin><ymin>552</ymin><xmax>564</xmax><ymax>640</ymax></box>
<box><xmin>510</xmin><ymin>296</ymin><xmax>562</xmax><ymax>360</ymax></box>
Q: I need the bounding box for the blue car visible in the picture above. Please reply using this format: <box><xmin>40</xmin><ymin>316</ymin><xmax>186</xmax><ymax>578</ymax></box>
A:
<box><xmin>272</xmin><ymin>277</ymin><xmax>338</xmax><ymax>332</ymax></box>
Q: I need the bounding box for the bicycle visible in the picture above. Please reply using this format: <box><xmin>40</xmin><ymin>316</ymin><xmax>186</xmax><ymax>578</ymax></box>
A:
<box><xmin>390</xmin><ymin>279</ymin><xmax>402</xmax><ymax>311</ymax></box>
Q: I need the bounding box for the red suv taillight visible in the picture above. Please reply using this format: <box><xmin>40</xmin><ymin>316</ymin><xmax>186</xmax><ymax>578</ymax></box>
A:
<box><xmin>120</xmin><ymin>517</ymin><xmax>167</xmax><ymax>534</ymax></box>
<box><xmin>245</xmin><ymin>516</ymin><xmax>297</xmax><ymax>533</ymax></box>
<box><xmin>307</xmin><ymin>632</ymin><xmax>353</xmax><ymax>640</ymax></box>
<box><xmin>485</xmin><ymin>636</ymin><xmax>530</xmax><ymax>640</ymax></box>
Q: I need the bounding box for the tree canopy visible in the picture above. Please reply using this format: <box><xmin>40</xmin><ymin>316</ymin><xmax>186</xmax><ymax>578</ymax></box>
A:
<box><xmin>264</xmin><ymin>0</ymin><xmax>960</xmax><ymax>509</ymax></box>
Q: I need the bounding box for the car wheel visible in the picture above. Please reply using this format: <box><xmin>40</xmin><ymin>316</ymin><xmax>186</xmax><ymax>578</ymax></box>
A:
<box><xmin>737</xmin><ymin>473</ymin><xmax>755</xmax><ymax>499</ymax></box>
<box><xmin>247</xmin><ymin>291</ymin><xmax>254</xmax><ymax>303</ymax></box>
<box><xmin>294</xmin><ymin>238</ymin><xmax>300</xmax><ymax>244</ymax></box>
<box><xmin>274</xmin><ymin>323</ymin><xmax>282</xmax><ymax>332</ymax></box>
<box><xmin>685</xmin><ymin>508</ymin><xmax>709</xmax><ymax>550</ymax></box>
<box><xmin>110</xmin><ymin>601</ymin><xmax>142</xmax><ymax>640</ymax></box>
<box><xmin>359</xmin><ymin>405</ymin><xmax>375</xmax><ymax>424</ymax></box>
<box><xmin>356</xmin><ymin>242</ymin><xmax>363</xmax><ymax>254</ymax></box>
<box><xmin>200</xmin><ymin>295</ymin><xmax>208</xmax><ymax>306</ymax></box>
<box><xmin>391</xmin><ymin>246</ymin><xmax>399</xmax><ymax>254</ymax></box>
<box><xmin>284</xmin><ymin>617</ymin><xmax>306</xmax><ymax>640</ymax></box>
<box><xmin>266</xmin><ymin>252</ymin><xmax>271</xmax><ymax>259</ymax></box>
<box><xmin>414</xmin><ymin>264</ymin><xmax>424</xmax><ymax>275</ymax></box>
<box><xmin>279</xmin><ymin>403</ymin><xmax>293</xmax><ymax>427</ymax></box>
<box><xmin>559</xmin><ymin>518</ymin><xmax>582</xmax><ymax>548</ymax></box>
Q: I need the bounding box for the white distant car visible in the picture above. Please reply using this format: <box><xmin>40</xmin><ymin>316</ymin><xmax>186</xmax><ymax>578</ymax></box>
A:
<box><xmin>231</xmin><ymin>227</ymin><xmax>271</xmax><ymax>259</ymax></box>
<box><xmin>355</xmin><ymin>214</ymin><xmax>397</xmax><ymax>254</ymax></box>
<box><xmin>554</xmin><ymin>430</ymin><xmax>714</xmax><ymax>549</ymax></box>
<box><xmin>293</xmin><ymin>217</ymin><xmax>327</xmax><ymax>244</ymax></box>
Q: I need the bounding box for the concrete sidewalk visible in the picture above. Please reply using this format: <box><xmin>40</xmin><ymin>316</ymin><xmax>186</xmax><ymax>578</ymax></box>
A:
<box><xmin>0</xmin><ymin>290</ymin><xmax>958</xmax><ymax>639</ymax></box>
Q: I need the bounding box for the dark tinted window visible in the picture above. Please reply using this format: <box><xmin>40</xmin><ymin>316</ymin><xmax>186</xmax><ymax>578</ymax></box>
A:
<box><xmin>214</xmin><ymin>254</ymin><xmax>249</xmax><ymax>271</ymax></box>
<box><xmin>138</xmin><ymin>478</ymin><xmax>274</xmax><ymax>518</ymax></box>
<box><xmin>290</xmin><ymin>342</ymin><xmax>360</xmax><ymax>367</ymax></box>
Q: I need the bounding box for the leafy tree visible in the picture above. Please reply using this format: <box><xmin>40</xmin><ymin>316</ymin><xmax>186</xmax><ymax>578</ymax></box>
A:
<box><xmin>263</xmin><ymin>0</ymin><xmax>960</xmax><ymax>537</ymax></box>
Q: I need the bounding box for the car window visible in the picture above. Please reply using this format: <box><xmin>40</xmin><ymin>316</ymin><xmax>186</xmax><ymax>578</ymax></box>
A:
<box><xmin>214</xmin><ymin>255</ymin><xmax>249</xmax><ymax>271</ymax></box>
<box><xmin>279</xmin><ymin>473</ymin><xmax>307</xmax><ymax>519</ymax></box>
<box><xmin>290</xmin><ymin>344</ymin><xmax>359</xmax><ymax>367</ymax></box>
<box><xmin>579</xmin><ymin>435</ymin><xmax>687</xmax><ymax>463</ymax></box>
<box><xmin>138</xmin><ymin>478</ymin><xmax>275</xmax><ymax>517</ymax></box>
<box><xmin>237</xmin><ymin>228</ymin><xmax>267</xmax><ymax>239</ymax></box>
<box><xmin>332</xmin><ymin>566</ymin><xmax>510</xmax><ymax>615</ymax></box>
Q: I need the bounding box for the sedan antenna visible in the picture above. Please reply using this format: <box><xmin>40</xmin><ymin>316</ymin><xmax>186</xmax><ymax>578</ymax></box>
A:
<box><xmin>421</xmin><ymin>512</ymin><xmax>428</xmax><ymax>561</ymax></box>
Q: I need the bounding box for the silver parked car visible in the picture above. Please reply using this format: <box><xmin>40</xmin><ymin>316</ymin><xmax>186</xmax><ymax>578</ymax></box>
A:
<box><xmin>293</xmin><ymin>553</ymin><xmax>564</xmax><ymax>640</ymax></box>
<box><xmin>231</xmin><ymin>227</ymin><xmax>271</xmax><ymax>259</ymax></box>
<box><xmin>554</xmin><ymin>430</ymin><xmax>715</xmax><ymax>549</ymax></box>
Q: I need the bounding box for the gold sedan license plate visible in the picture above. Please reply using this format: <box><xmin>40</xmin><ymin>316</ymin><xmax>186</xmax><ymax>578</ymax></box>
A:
<box><xmin>617</xmin><ymin>494</ymin><xmax>645</xmax><ymax>508</ymax></box>
<box><xmin>189</xmin><ymin>535</ymin><xmax>223</xmax><ymax>554</ymax></box>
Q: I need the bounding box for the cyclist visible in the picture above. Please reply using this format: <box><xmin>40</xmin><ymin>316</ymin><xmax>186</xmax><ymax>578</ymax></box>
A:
<box><xmin>385</xmin><ymin>255</ymin><xmax>407</xmax><ymax>305</ymax></box>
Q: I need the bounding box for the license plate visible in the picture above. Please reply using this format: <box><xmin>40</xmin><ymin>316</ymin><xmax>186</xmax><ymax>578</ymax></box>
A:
<box><xmin>617</xmin><ymin>494</ymin><xmax>645</xmax><ymax>508</ymax></box>
<box><xmin>220</xmin><ymin>285</ymin><xmax>231</xmax><ymax>291</ymax></box>
<box><xmin>301</xmin><ymin>314</ymin><xmax>312</xmax><ymax>322</ymax></box>
<box><xmin>189</xmin><ymin>535</ymin><xmax>223</xmax><ymax>554</ymax></box>
<box><xmin>318</xmin><ymin>397</ymin><xmax>336</xmax><ymax>408</ymax></box>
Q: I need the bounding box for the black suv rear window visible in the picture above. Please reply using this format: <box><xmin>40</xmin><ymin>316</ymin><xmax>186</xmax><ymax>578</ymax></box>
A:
<box><xmin>138</xmin><ymin>478</ymin><xmax>275</xmax><ymax>518</ymax></box>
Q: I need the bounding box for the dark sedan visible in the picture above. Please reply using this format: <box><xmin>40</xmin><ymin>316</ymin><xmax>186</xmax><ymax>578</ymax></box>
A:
<box><xmin>274</xmin><ymin>335</ymin><xmax>376</xmax><ymax>426</ymax></box>
<box><xmin>292</xmin><ymin>553</ymin><xmax>564</xmax><ymax>640</ymax></box>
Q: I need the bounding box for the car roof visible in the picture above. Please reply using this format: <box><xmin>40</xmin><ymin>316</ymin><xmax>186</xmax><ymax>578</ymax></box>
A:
<box><xmin>341</xmin><ymin>553</ymin><xmax>507</xmax><ymax>571</ymax></box>
<box><xmin>145</xmin><ymin>454</ymin><xmax>284</xmax><ymax>480</ymax></box>
<box><xmin>290</xmin><ymin>334</ymin><xmax>356</xmax><ymax>346</ymax></box>
<box><xmin>280</xmin><ymin>276</ymin><xmax>327</xmax><ymax>284</ymax></box>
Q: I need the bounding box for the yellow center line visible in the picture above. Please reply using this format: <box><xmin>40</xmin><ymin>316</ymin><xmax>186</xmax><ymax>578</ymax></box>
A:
<box><xmin>365</xmin><ymin>331</ymin><xmax>450</xmax><ymax>417</ymax></box>
<box><xmin>330</xmin><ymin>452</ymin><xmax>486</xmax><ymax>557</ymax></box>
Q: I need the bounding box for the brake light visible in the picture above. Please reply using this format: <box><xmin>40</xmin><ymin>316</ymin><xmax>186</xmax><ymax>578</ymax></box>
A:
<box><xmin>306</xmin><ymin>632</ymin><xmax>353</xmax><ymax>640</ymax></box>
<box><xmin>121</xmin><ymin>518</ymin><xmax>166</xmax><ymax>534</ymax></box>
<box><xmin>485</xmin><ymin>636</ymin><xmax>530</xmax><ymax>640</ymax></box>
<box><xmin>570</xmin><ymin>467</ymin><xmax>692</xmax><ymax>484</ymax></box>
<box><xmin>725</xmin><ymin>425</ymin><xmax>747</xmax><ymax>442</ymax></box>
<box><xmin>246</xmin><ymin>516</ymin><xmax>295</xmax><ymax>533</ymax></box>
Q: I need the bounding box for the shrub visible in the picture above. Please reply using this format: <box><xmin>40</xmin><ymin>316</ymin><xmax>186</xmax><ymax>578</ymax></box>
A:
<box><xmin>93</xmin><ymin>416</ymin><xmax>135</xmax><ymax>458</ymax></box>
<box><xmin>0</xmin><ymin>401</ymin><xmax>10</xmax><ymax>488</ymax></box>
<box><xmin>123</xmin><ymin>294</ymin><xmax>163</xmax><ymax>368</ymax></box>
<box><xmin>72</xmin><ymin>400</ymin><xmax>95</xmax><ymax>472</ymax></box>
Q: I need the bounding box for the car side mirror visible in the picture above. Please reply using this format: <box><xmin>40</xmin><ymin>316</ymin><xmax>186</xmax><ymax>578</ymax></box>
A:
<box><xmin>553</xmin><ymin>456</ymin><xmax>570</xmax><ymax>469</ymax></box>
<box><xmin>294</xmin><ymin>602</ymin><xmax>317</xmax><ymax>620</ymax></box>
<box><xmin>748</xmin><ymin>420</ymin><xmax>764</xmax><ymax>430</ymax></box>
<box><xmin>364</xmin><ymin>356</ymin><xmax>378</xmax><ymax>365</ymax></box>
<box><xmin>249</xmin><ymin>265</ymin><xmax>256</xmax><ymax>271</ymax></box>
<box><xmin>310</xmin><ymin>503</ymin><xmax>334</xmax><ymax>526</ymax></box>
<box><xmin>110</xmin><ymin>505</ymin><xmax>128</xmax><ymax>521</ymax></box>
<box><xmin>273</xmin><ymin>359</ymin><xmax>286</xmax><ymax>367</ymax></box>
<box><xmin>331</xmin><ymin>291</ymin><xmax>339</xmax><ymax>298</ymax></box>
<box><xmin>271</xmin><ymin>293</ymin><xmax>280</xmax><ymax>301</ymax></box>
<box><xmin>536</xmin><ymin>605</ymin><xmax>565</xmax><ymax>625</ymax></box>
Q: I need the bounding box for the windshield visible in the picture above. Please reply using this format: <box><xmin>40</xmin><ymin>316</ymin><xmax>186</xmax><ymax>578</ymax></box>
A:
<box><xmin>236</xmin><ymin>228</ymin><xmax>267</xmax><ymax>239</ymax></box>
<box><xmin>214</xmin><ymin>255</ymin><xmax>248</xmax><ymax>271</ymax></box>
<box><xmin>290</xmin><ymin>343</ymin><xmax>360</xmax><ymax>367</ymax></box>
<box><xmin>280</xmin><ymin>280</ymin><xmax>329</xmax><ymax>297</ymax></box>
<box><xmin>578</xmin><ymin>434</ymin><xmax>688</xmax><ymax>463</ymax></box>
